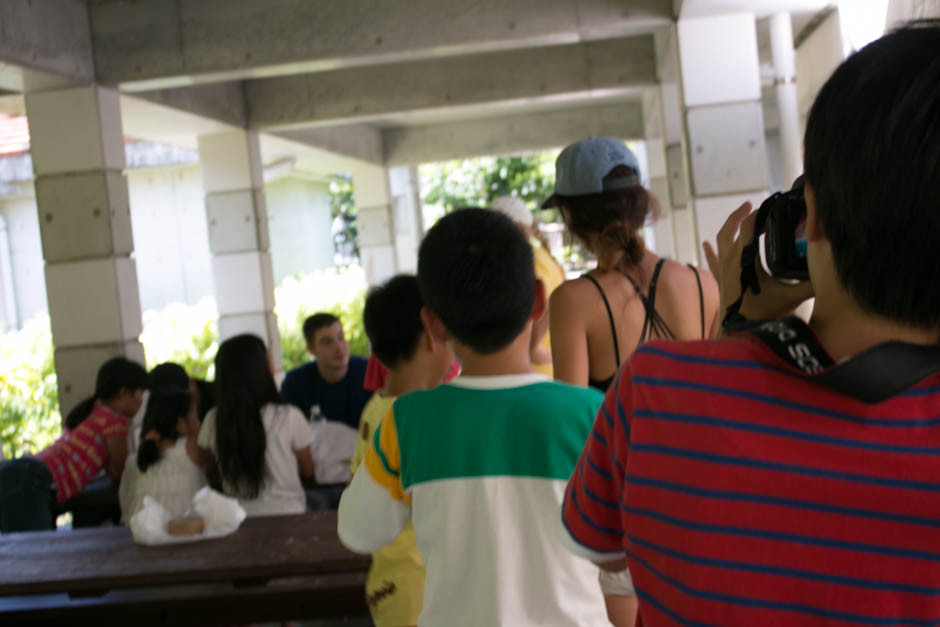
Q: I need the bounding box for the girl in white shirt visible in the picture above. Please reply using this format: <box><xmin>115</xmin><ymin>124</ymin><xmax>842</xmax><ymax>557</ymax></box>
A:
<box><xmin>197</xmin><ymin>334</ymin><xmax>316</xmax><ymax>517</ymax></box>
<box><xmin>119</xmin><ymin>388</ymin><xmax>208</xmax><ymax>521</ymax></box>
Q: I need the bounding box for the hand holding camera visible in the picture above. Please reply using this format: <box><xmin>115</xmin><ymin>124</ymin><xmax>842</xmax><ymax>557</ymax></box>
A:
<box><xmin>703</xmin><ymin>196</ymin><xmax>814</xmax><ymax>329</ymax></box>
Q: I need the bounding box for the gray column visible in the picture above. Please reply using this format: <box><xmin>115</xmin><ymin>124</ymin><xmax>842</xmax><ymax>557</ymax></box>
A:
<box><xmin>353</xmin><ymin>165</ymin><xmax>398</xmax><ymax>286</ymax></box>
<box><xmin>25</xmin><ymin>85</ymin><xmax>146</xmax><ymax>415</ymax></box>
<box><xmin>678</xmin><ymin>12</ymin><xmax>769</xmax><ymax>251</ymax></box>
<box><xmin>649</xmin><ymin>26</ymin><xmax>697</xmax><ymax>264</ymax></box>
<box><xmin>770</xmin><ymin>12</ymin><xmax>802</xmax><ymax>187</ymax></box>
<box><xmin>197</xmin><ymin>130</ymin><xmax>283</xmax><ymax>371</ymax></box>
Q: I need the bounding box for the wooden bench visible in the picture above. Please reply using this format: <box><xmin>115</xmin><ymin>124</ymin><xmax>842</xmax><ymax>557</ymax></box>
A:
<box><xmin>0</xmin><ymin>511</ymin><xmax>370</xmax><ymax>623</ymax></box>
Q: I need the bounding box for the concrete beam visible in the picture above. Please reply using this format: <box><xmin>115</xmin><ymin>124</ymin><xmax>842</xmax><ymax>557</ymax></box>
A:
<box><xmin>0</xmin><ymin>0</ymin><xmax>94</xmax><ymax>90</ymax></box>
<box><xmin>273</xmin><ymin>125</ymin><xmax>384</xmax><ymax>166</ymax></box>
<box><xmin>383</xmin><ymin>101</ymin><xmax>645</xmax><ymax>165</ymax></box>
<box><xmin>135</xmin><ymin>82</ymin><xmax>248</xmax><ymax>129</ymax></box>
<box><xmin>247</xmin><ymin>36</ymin><xmax>657</xmax><ymax>130</ymax></box>
<box><xmin>89</xmin><ymin>0</ymin><xmax>672</xmax><ymax>90</ymax></box>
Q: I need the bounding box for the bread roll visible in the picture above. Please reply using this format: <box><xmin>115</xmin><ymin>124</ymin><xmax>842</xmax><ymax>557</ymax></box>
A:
<box><xmin>167</xmin><ymin>514</ymin><xmax>205</xmax><ymax>536</ymax></box>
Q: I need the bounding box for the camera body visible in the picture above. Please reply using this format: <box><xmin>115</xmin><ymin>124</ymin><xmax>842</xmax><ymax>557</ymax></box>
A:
<box><xmin>762</xmin><ymin>177</ymin><xmax>809</xmax><ymax>281</ymax></box>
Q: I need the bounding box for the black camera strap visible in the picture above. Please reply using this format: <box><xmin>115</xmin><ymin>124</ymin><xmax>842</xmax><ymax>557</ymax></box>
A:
<box><xmin>731</xmin><ymin>316</ymin><xmax>940</xmax><ymax>404</ymax></box>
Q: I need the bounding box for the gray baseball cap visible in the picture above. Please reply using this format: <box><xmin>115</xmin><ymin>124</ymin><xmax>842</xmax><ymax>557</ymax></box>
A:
<box><xmin>541</xmin><ymin>137</ymin><xmax>641</xmax><ymax>208</ymax></box>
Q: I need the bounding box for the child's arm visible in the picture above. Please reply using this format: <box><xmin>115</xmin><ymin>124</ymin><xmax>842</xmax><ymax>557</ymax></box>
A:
<box><xmin>294</xmin><ymin>446</ymin><xmax>315</xmax><ymax>478</ymax></box>
<box><xmin>337</xmin><ymin>409</ymin><xmax>410</xmax><ymax>553</ymax></box>
<box><xmin>105</xmin><ymin>435</ymin><xmax>128</xmax><ymax>480</ymax></box>
<box><xmin>187</xmin><ymin>435</ymin><xmax>215</xmax><ymax>469</ymax></box>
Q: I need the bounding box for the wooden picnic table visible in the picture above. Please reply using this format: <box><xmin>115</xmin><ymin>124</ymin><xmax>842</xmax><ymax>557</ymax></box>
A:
<box><xmin>0</xmin><ymin>510</ymin><xmax>371</xmax><ymax>624</ymax></box>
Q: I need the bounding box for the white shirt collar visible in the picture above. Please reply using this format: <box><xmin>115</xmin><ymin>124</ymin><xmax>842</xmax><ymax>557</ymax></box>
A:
<box><xmin>446</xmin><ymin>373</ymin><xmax>549</xmax><ymax>390</ymax></box>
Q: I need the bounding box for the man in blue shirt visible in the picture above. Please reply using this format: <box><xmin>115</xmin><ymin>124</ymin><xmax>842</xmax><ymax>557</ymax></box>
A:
<box><xmin>280</xmin><ymin>312</ymin><xmax>372</xmax><ymax>429</ymax></box>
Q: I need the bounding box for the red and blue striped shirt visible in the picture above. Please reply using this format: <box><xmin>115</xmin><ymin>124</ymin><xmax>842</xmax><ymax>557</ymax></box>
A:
<box><xmin>562</xmin><ymin>336</ymin><xmax>940</xmax><ymax>626</ymax></box>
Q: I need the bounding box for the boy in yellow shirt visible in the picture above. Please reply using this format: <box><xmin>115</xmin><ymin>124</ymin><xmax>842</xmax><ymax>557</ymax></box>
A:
<box><xmin>350</xmin><ymin>274</ymin><xmax>454</xmax><ymax>626</ymax></box>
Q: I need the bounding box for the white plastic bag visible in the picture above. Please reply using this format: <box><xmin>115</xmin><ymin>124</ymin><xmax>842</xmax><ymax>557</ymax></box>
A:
<box><xmin>309</xmin><ymin>419</ymin><xmax>358</xmax><ymax>484</ymax></box>
<box><xmin>129</xmin><ymin>486</ymin><xmax>246</xmax><ymax>545</ymax></box>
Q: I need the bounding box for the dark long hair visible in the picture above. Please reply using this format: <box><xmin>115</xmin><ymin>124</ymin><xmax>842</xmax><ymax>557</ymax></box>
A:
<box><xmin>65</xmin><ymin>357</ymin><xmax>148</xmax><ymax>430</ymax></box>
<box><xmin>213</xmin><ymin>335</ymin><xmax>281</xmax><ymax>499</ymax></box>
<box><xmin>137</xmin><ymin>389</ymin><xmax>192</xmax><ymax>472</ymax></box>
<box><xmin>556</xmin><ymin>165</ymin><xmax>658</xmax><ymax>274</ymax></box>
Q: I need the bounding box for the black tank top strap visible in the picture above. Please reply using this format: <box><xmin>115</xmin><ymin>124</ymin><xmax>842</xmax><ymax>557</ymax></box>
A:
<box><xmin>582</xmin><ymin>273</ymin><xmax>621</xmax><ymax>369</ymax></box>
<box><xmin>688</xmin><ymin>263</ymin><xmax>705</xmax><ymax>338</ymax></box>
<box><xmin>635</xmin><ymin>258</ymin><xmax>678</xmax><ymax>344</ymax></box>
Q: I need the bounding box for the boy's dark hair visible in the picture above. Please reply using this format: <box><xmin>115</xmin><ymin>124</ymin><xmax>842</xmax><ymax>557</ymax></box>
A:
<box><xmin>803</xmin><ymin>20</ymin><xmax>940</xmax><ymax>328</ymax></box>
<box><xmin>364</xmin><ymin>274</ymin><xmax>425</xmax><ymax>368</ymax></box>
<box><xmin>193</xmin><ymin>378</ymin><xmax>215</xmax><ymax>422</ymax></box>
<box><xmin>417</xmin><ymin>208</ymin><xmax>535</xmax><ymax>353</ymax></box>
<box><xmin>302</xmin><ymin>312</ymin><xmax>340</xmax><ymax>344</ymax></box>
<box><xmin>149</xmin><ymin>362</ymin><xmax>189</xmax><ymax>391</ymax></box>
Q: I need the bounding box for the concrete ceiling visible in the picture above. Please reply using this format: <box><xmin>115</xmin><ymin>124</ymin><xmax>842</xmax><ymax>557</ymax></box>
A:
<box><xmin>87</xmin><ymin>0</ymin><xmax>674</xmax><ymax>90</ymax></box>
<box><xmin>368</xmin><ymin>87</ymin><xmax>649</xmax><ymax>129</ymax></box>
<box><xmin>680</xmin><ymin>0</ymin><xmax>831</xmax><ymax>18</ymax></box>
<box><xmin>0</xmin><ymin>0</ymin><xmax>842</xmax><ymax>175</ymax></box>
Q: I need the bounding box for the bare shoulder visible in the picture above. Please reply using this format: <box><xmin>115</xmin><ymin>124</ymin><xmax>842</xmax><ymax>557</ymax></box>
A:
<box><xmin>659</xmin><ymin>259</ymin><xmax>717</xmax><ymax>292</ymax></box>
<box><xmin>657</xmin><ymin>259</ymin><xmax>721</xmax><ymax>334</ymax></box>
<box><xmin>550</xmin><ymin>277</ymin><xmax>598</xmax><ymax>319</ymax></box>
<box><xmin>551</xmin><ymin>276</ymin><xmax>597</xmax><ymax>306</ymax></box>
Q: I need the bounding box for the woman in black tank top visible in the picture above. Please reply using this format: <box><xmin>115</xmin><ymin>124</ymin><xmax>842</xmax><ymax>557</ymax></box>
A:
<box><xmin>542</xmin><ymin>137</ymin><xmax>716</xmax><ymax>393</ymax></box>
<box><xmin>541</xmin><ymin>136</ymin><xmax>718</xmax><ymax>627</ymax></box>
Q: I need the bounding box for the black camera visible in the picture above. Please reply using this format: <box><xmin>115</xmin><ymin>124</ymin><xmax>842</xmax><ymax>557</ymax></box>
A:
<box><xmin>761</xmin><ymin>176</ymin><xmax>809</xmax><ymax>281</ymax></box>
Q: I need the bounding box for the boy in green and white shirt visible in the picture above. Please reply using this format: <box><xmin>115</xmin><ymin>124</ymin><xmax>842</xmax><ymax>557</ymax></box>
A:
<box><xmin>339</xmin><ymin>208</ymin><xmax>608</xmax><ymax>626</ymax></box>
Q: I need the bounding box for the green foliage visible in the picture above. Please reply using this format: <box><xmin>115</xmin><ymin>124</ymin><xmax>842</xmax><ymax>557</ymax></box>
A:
<box><xmin>419</xmin><ymin>152</ymin><xmax>557</xmax><ymax>220</ymax></box>
<box><xmin>275</xmin><ymin>265</ymin><xmax>369</xmax><ymax>372</ymax></box>
<box><xmin>330</xmin><ymin>176</ymin><xmax>358</xmax><ymax>264</ymax></box>
<box><xmin>0</xmin><ymin>315</ymin><xmax>61</xmax><ymax>459</ymax></box>
<box><xmin>140</xmin><ymin>298</ymin><xmax>219</xmax><ymax>379</ymax></box>
<box><xmin>419</xmin><ymin>151</ymin><xmax>591</xmax><ymax>266</ymax></box>
<box><xmin>0</xmin><ymin>268</ymin><xmax>369</xmax><ymax>458</ymax></box>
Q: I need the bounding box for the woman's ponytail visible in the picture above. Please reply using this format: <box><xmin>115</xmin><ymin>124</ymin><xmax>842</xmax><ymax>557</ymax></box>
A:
<box><xmin>557</xmin><ymin>164</ymin><xmax>659</xmax><ymax>277</ymax></box>
<box><xmin>137</xmin><ymin>437</ymin><xmax>161</xmax><ymax>472</ymax></box>
<box><xmin>136</xmin><ymin>388</ymin><xmax>192</xmax><ymax>473</ymax></box>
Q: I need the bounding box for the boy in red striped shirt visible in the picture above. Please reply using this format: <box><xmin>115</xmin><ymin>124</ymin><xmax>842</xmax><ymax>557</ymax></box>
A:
<box><xmin>562</xmin><ymin>21</ymin><xmax>940</xmax><ymax>626</ymax></box>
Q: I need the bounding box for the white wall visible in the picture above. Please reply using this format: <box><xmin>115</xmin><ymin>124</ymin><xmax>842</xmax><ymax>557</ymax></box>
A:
<box><xmin>264</xmin><ymin>176</ymin><xmax>334</xmax><ymax>283</ymax></box>
<box><xmin>795</xmin><ymin>11</ymin><xmax>845</xmax><ymax>133</ymax></box>
<box><xmin>1</xmin><ymin>164</ymin><xmax>338</xmax><ymax>329</ymax></box>
<box><xmin>127</xmin><ymin>166</ymin><xmax>215</xmax><ymax>311</ymax></box>
<box><xmin>0</xmin><ymin>195</ymin><xmax>47</xmax><ymax>325</ymax></box>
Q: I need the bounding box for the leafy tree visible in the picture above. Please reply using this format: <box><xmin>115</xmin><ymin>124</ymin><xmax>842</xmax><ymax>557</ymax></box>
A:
<box><xmin>0</xmin><ymin>315</ymin><xmax>60</xmax><ymax>458</ymax></box>
<box><xmin>420</xmin><ymin>152</ymin><xmax>557</xmax><ymax>217</ymax></box>
<box><xmin>330</xmin><ymin>176</ymin><xmax>358</xmax><ymax>264</ymax></box>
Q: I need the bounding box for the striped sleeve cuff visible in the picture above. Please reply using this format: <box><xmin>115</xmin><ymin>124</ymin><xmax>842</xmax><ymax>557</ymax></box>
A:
<box><xmin>558</xmin><ymin>510</ymin><xmax>625</xmax><ymax>564</ymax></box>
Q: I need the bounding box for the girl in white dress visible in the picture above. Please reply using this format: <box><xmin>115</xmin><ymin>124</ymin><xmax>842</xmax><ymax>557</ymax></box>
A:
<box><xmin>119</xmin><ymin>388</ymin><xmax>208</xmax><ymax>522</ymax></box>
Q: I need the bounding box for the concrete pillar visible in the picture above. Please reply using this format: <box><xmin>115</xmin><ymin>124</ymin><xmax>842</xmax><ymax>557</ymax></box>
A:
<box><xmin>678</xmin><ymin>13</ymin><xmax>769</xmax><ymax>252</ymax></box>
<box><xmin>197</xmin><ymin>130</ymin><xmax>282</xmax><ymax>370</ymax></box>
<box><xmin>352</xmin><ymin>165</ymin><xmax>398</xmax><ymax>286</ymax></box>
<box><xmin>25</xmin><ymin>85</ymin><xmax>146</xmax><ymax>416</ymax></box>
<box><xmin>770</xmin><ymin>12</ymin><xmax>802</xmax><ymax>187</ymax></box>
<box><xmin>388</xmin><ymin>166</ymin><xmax>423</xmax><ymax>274</ymax></box>
<box><xmin>642</xmin><ymin>84</ymin><xmax>677</xmax><ymax>260</ymax></box>
<box><xmin>652</xmin><ymin>27</ymin><xmax>697</xmax><ymax>264</ymax></box>
<box><xmin>0</xmin><ymin>215</ymin><xmax>19</xmax><ymax>330</ymax></box>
